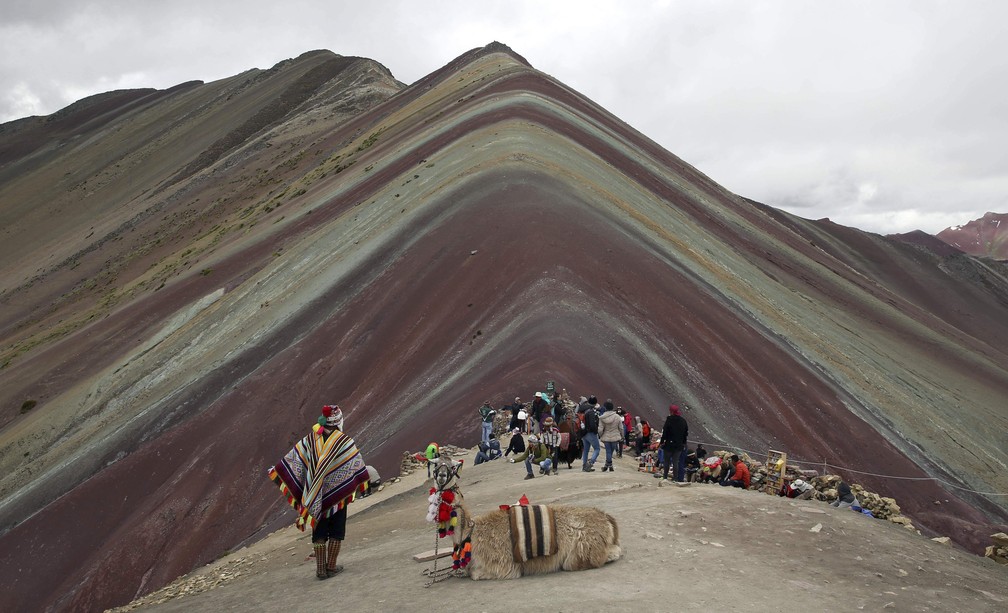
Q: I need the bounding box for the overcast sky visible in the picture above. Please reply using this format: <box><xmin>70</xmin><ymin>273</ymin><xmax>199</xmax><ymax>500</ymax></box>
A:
<box><xmin>2</xmin><ymin>1</ymin><xmax>1005</xmax><ymax>234</ymax></box>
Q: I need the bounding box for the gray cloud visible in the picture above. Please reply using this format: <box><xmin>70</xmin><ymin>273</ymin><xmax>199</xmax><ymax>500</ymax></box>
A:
<box><xmin>1</xmin><ymin>0</ymin><xmax>1004</xmax><ymax>235</ymax></box>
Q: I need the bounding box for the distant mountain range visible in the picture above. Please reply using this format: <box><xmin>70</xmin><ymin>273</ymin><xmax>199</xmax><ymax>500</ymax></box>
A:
<box><xmin>935</xmin><ymin>212</ymin><xmax>1008</xmax><ymax>260</ymax></box>
<box><xmin>1</xmin><ymin>43</ymin><xmax>1006</xmax><ymax>612</ymax></box>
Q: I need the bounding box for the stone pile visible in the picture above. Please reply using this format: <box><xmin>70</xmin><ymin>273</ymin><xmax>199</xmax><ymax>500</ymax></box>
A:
<box><xmin>985</xmin><ymin>532</ymin><xmax>1008</xmax><ymax>565</ymax></box>
<box><xmin>807</xmin><ymin>475</ymin><xmax>916</xmax><ymax>530</ymax></box>
<box><xmin>399</xmin><ymin>445</ymin><xmax>469</xmax><ymax>477</ymax></box>
<box><xmin>709</xmin><ymin>450</ymin><xmax>918</xmax><ymax>533</ymax></box>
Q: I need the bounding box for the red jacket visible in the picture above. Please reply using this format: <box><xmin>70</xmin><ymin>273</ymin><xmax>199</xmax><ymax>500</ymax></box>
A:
<box><xmin>733</xmin><ymin>461</ymin><xmax>751</xmax><ymax>488</ymax></box>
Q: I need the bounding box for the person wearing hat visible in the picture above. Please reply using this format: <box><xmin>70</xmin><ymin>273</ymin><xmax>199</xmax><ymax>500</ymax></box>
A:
<box><xmin>540</xmin><ymin>416</ymin><xmax>561</xmax><ymax>475</ymax></box>
<box><xmin>269</xmin><ymin>404</ymin><xmax>369</xmax><ymax>579</ymax></box>
<box><xmin>474</xmin><ymin>433</ymin><xmax>502</xmax><ymax>464</ymax></box>
<box><xmin>655</xmin><ymin>404</ymin><xmax>688</xmax><ymax>481</ymax></box>
<box><xmin>784</xmin><ymin>478</ymin><xmax>814</xmax><ymax>500</ymax></box>
<box><xmin>507</xmin><ymin>397</ymin><xmax>525</xmax><ymax>432</ymax></box>
<box><xmin>511</xmin><ymin>433</ymin><xmax>552</xmax><ymax>479</ymax></box>
<box><xmin>530</xmin><ymin>392</ymin><xmax>548</xmax><ymax>435</ymax></box>
<box><xmin>831</xmin><ymin>481</ymin><xmax>859</xmax><ymax>509</ymax></box>
<box><xmin>684</xmin><ymin>444</ymin><xmax>707</xmax><ymax>482</ymax></box>
<box><xmin>478</xmin><ymin>400</ymin><xmax>496</xmax><ymax>444</ymax></box>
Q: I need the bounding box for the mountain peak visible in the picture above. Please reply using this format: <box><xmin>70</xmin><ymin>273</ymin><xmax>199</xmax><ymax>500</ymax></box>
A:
<box><xmin>2</xmin><ymin>44</ymin><xmax>1007</xmax><ymax>612</ymax></box>
<box><xmin>936</xmin><ymin>212</ymin><xmax>1008</xmax><ymax>260</ymax></box>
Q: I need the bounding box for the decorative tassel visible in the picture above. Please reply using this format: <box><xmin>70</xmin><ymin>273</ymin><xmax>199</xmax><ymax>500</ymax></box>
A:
<box><xmin>451</xmin><ymin>536</ymin><xmax>472</xmax><ymax>569</ymax></box>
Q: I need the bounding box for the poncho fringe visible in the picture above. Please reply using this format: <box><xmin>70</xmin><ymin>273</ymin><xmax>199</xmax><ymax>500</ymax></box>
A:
<box><xmin>269</xmin><ymin>429</ymin><xmax>370</xmax><ymax>531</ymax></box>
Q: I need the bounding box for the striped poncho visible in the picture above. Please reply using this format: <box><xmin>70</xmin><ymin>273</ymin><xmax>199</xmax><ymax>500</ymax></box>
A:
<box><xmin>269</xmin><ymin>428</ymin><xmax>370</xmax><ymax>530</ymax></box>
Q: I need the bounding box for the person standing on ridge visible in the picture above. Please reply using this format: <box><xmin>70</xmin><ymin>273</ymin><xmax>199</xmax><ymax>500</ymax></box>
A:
<box><xmin>530</xmin><ymin>392</ymin><xmax>548</xmax><ymax>435</ymax></box>
<box><xmin>269</xmin><ymin>405</ymin><xmax>369</xmax><ymax>579</ymax></box>
<box><xmin>656</xmin><ymin>404</ymin><xmax>688</xmax><ymax>481</ymax></box>
<box><xmin>580</xmin><ymin>399</ymin><xmax>601</xmax><ymax>471</ymax></box>
<box><xmin>598</xmin><ymin>399</ymin><xmax>623</xmax><ymax>472</ymax></box>
<box><xmin>478</xmin><ymin>400</ymin><xmax>495</xmax><ymax>444</ymax></box>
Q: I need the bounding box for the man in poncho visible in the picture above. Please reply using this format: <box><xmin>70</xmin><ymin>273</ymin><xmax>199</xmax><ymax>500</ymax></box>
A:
<box><xmin>269</xmin><ymin>404</ymin><xmax>369</xmax><ymax>579</ymax></box>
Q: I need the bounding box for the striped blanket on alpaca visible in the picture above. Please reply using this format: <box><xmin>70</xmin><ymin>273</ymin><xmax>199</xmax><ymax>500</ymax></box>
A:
<box><xmin>269</xmin><ymin>429</ymin><xmax>369</xmax><ymax>530</ymax></box>
<box><xmin>508</xmin><ymin>505</ymin><xmax>559</xmax><ymax>562</ymax></box>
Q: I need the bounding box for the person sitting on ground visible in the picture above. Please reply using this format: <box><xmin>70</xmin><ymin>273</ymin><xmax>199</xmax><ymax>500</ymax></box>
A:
<box><xmin>684</xmin><ymin>445</ymin><xmax>706</xmax><ymax>482</ymax></box>
<box><xmin>510</xmin><ymin>434</ymin><xmax>552</xmax><ymax>480</ymax></box>
<box><xmin>474</xmin><ymin>434</ymin><xmax>502</xmax><ymax>465</ymax></box>
<box><xmin>503</xmin><ymin>427</ymin><xmax>526</xmax><ymax>457</ymax></box>
<box><xmin>698</xmin><ymin>454</ymin><xmax>723</xmax><ymax>483</ymax></box>
<box><xmin>782</xmin><ymin>478</ymin><xmax>814</xmax><ymax>500</ymax></box>
<box><xmin>831</xmin><ymin>481</ymin><xmax>860</xmax><ymax>509</ymax></box>
<box><xmin>720</xmin><ymin>454</ymin><xmax>751</xmax><ymax>489</ymax></box>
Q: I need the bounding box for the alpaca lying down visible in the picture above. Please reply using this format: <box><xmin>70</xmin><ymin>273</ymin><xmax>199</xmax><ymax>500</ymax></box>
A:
<box><xmin>454</xmin><ymin>493</ymin><xmax>622</xmax><ymax>580</ymax></box>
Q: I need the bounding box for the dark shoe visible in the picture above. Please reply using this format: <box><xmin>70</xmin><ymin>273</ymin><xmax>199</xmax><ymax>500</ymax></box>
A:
<box><xmin>525</xmin><ymin>474</ymin><xmax>535</xmax><ymax>480</ymax></box>
<box><xmin>326</xmin><ymin>564</ymin><xmax>344</xmax><ymax>577</ymax></box>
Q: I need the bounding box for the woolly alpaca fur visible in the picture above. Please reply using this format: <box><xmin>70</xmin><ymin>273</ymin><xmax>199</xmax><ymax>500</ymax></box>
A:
<box><xmin>555</xmin><ymin>418</ymin><xmax>583</xmax><ymax>469</ymax></box>
<box><xmin>454</xmin><ymin>495</ymin><xmax>621</xmax><ymax>580</ymax></box>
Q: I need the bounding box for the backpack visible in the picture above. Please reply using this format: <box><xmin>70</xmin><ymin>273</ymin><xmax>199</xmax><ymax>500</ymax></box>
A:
<box><xmin>642</xmin><ymin>423</ymin><xmax>651</xmax><ymax>438</ymax></box>
<box><xmin>585</xmin><ymin>409</ymin><xmax>599</xmax><ymax>434</ymax></box>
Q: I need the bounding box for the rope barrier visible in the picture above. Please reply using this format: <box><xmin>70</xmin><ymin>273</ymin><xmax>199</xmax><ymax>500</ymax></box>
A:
<box><xmin>683</xmin><ymin>438</ymin><xmax>1008</xmax><ymax>497</ymax></box>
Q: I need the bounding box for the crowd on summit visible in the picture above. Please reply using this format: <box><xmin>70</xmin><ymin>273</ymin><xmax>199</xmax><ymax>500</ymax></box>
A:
<box><xmin>472</xmin><ymin>387</ymin><xmax>763</xmax><ymax>490</ymax></box>
<box><xmin>471</xmin><ymin>388</ymin><xmax>861</xmax><ymax>506</ymax></box>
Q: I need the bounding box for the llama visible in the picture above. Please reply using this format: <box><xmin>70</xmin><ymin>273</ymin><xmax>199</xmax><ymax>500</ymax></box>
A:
<box><xmin>554</xmin><ymin>413</ymin><xmax>584</xmax><ymax>469</ymax></box>
<box><xmin>450</xmin><ymin>489</ymin><xmax>622</xmax><ymax>579</ymax></box>
<box><xmin>424</xmin><ymin>456</ymin><xmax>620</xmax><ymax>582</ymax></box>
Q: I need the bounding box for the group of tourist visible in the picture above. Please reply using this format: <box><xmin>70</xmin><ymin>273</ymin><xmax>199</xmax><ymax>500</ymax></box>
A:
<box><xmin>476</xmin><ymin>394</ymin><xmax>775</xmax><ymax>494</ymax></box>
<box><xmin>479</xmin><ymin>391</ymin><xmax>641</xmax><ymax>479</ymax></box>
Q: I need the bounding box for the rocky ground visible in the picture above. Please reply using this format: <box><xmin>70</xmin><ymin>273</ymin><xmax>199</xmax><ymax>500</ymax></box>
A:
<box><xmin>110</xmin><ymin>447</ymin><xmax>1007</xmax><ymax>612</ymax></box>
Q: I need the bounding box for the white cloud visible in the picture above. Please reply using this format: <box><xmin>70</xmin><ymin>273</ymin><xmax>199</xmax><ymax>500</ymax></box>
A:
<box><xmin>0</xmin><ymin>0</ymin><xmax>1005</xmax><ymax>235</ymax></box>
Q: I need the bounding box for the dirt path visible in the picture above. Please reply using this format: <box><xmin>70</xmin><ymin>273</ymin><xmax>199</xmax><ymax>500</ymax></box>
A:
<box><xmin>114</xmin><ymin>451</ymin><xmax>1007</xmax><ymax>612</ymax></box>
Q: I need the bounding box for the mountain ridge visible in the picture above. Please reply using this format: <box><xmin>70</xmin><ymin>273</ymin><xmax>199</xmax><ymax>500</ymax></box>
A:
<box><xmin>0</xmin><ymin>42</ymin><xmax>1005</xmax><ymax>612</ymax></box>
<box><xmin>937</xmin><ymin>211</ymin><xmax>1008</xmax><ymax>260</ymax></box>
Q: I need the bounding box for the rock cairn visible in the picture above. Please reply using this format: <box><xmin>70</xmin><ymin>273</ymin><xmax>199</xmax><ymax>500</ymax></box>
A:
<box><xmin>712</xmin><ymin>450</ymin><xmax>917</xmax><ymax>532</ymax></box>
<box><xmin>986</xmin><ymin>532</ymin><xmax>1008</xmax><ymax>565</ymax></box>
<box><xmin>400</xmin><ymin>445</ymin><xmax>468</xmax><ymax>477</ymax></box>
